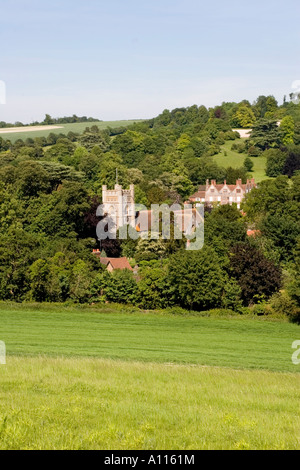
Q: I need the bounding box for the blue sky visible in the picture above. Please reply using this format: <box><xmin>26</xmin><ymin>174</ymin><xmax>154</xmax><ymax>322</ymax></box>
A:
<box><xmin>1</xmin><ymin>0</ymin><xmax>299</xmax><ymax>123</ymax></box>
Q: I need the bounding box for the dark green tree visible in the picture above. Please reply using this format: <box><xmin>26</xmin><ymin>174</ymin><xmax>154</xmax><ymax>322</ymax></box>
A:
<box><xmin>230</xmin><ymin>242</ymin><xmax>282</xmax><ymax>305</ymax></box>
<box><xmin>249</xmin><ymin>119</ymin><xmax>280</xmax><ymax>151</ymax></box>
<box><xmin>265</xmin><ymin>149</ymin><xmax>287</xmax><ymax>177</ymax></box>
<box><xmin>168</xmin><ymin>246</ymin><xmax>226</xmax><ymax>310</ymax></box>
<box><xmin>243</xmin><ymin>157</ymin><xmax>254</xmax><ymax>172</ymax></box>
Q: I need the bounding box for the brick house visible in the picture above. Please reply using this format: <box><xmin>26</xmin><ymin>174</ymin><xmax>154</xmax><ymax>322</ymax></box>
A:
<box><xmin>187</xmin><ymin>178</ymin><xmax>257</xmax><ymax>209</ymax></box>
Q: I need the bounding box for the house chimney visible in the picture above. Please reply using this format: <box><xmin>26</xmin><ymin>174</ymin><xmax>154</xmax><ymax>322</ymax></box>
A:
<box><xmin>206</xmin><ymin>179</ymin><xmax>209</xmax><ymax>190</ymax></box>
<box><xmin>251</xmin><ymin>178</ymin><xmax>255</xmax><ymax>185</ymax></box>
<box><xmin>224</xmin><ymin>179</ymin><xmax>227</xmax><ymax>185</ymax></box>
<box><xmin>211</xmin><ymin>179</ymin><xmax>216</xmax><ymax>186</ymax></box>
<box><xmin>236</xmin><ymin>178</ymin><xmax>242</xmax><ymax>186</ymax></box>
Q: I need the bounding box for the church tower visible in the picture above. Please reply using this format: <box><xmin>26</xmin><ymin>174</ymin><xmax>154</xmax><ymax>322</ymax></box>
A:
<box><xmin>102</xmin><ymin>184</ymin><xmax>135</xmax><ymax>231</ymax></box>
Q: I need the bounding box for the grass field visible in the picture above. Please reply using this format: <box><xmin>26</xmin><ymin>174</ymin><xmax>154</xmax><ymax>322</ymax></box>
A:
<box><xmin>212</xmin><ymin>141</ymin><xmax>269</xmax><ymax>182</ymax></box>
<box><xmin>0</xmin><ymin>304</ymin><xmax>299</xmax><ymax>371</ymax></box>
<box><xmin>0</xmin><ymin>357</ymin><xmax>299</xmax><ymax>450</ymax></box>
<box><xmin>0</xmin><ymin>120</ymin><xmax>140</xmax><ymax>143</ymax></box>
<box><xmin>0</xmin><ymin>304</ymin><xmax>299</xmax><ymax>449</ymax></box>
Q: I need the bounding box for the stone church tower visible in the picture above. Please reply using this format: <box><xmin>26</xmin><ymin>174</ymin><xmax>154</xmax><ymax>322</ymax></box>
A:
<box><xmin>102</xmin><ymin>184</ymin><xmax>135</xmax><ymax>230</ymax></box>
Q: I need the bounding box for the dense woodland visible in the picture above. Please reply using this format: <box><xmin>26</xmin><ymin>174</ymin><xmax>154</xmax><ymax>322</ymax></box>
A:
<box><xmin>0</xmin><ymin>94</ymin><xmax>300</xmax><ymax>320</ymax></box>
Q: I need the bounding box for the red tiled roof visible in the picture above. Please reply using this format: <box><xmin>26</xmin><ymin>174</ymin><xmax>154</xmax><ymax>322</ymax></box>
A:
<box><xmin>99</xmin><ymin>257</ymin><xmax>133</xmax><ymax>270</ymax></box>
<box><xmin>247</xmin><ymin>229</ymin><xmax>261</xmax><ymax>237</ymax></box>
<box><xmin>214</xmin><ymin>184</ymin><xmax>224</xmax><ymax>191</ymax></box>
<box><xmin>213</xmin><ymin>184</ymin><xmax>246</xmax><ymax>191</ymax></box>
<box><xmin>93</xmin><ymin>253</ymin><xmax>133</xmax><ymax>270</ymax></box>
<box><xmin>190</xmin><ymin>190</ymin><xmax>206</xmax><ymax>200</ymax></box>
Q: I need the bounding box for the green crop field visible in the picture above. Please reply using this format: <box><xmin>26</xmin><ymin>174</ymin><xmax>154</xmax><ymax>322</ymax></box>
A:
<box><xmin>0</xmin><ymin>120</ymin><xmax>141</xmax><ymax>143</ymax></box>
<box><xmin>0</xmin><ymin>304</ymin><xmax>299</xmax><ymax>449</ymax></box>
<box><xmin>0</xmin><ymin>304</ymin><xmax>299</xmax><ymax>372</ymax></box>
<box><xmin>212</xmin><ymin>141</ymin><xmax>269</xmax><ymax>182</ymax></box>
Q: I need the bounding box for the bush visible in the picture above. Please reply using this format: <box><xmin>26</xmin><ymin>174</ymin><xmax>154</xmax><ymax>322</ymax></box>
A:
<box><xmin>222</xmin><ymin>278</ymin><xmax>243</xmax><ymax>312</ymax></box>
<box><xmin>250</xmin><ymin>302</ymin><xmax>268</xmax><ymax>316</ymax></box>
<box><xmin>231</xmin><ymin>142</ymin><xmax>246</xmax><ymax>154</ymax></box>
<box><xmin>163</xmin><ymin>306</ymin><xmax>191</xmax><ymax>316</ymax></box>
<box><xmin>204</xmin><ymin>308</ymin><xmax>242</xmax><ymax>317</ymax></box>
<box><xmin>161</xmin><ymin>307</ymin><xmax>245</xmax><ymax>317</ymax></box>
<box><xmin>248</xmin><ymin>145</ymin><xmax>261</xmax><ymax>157</ymax></box>
<box><xmin>224</xmin><ymin>131</ymin><xmax>239</xmax><ymax>141</ymax></box>
<box><xmin>269</xmin><ymin>290</ymin><xmax>300</xmax><ymax>323</ymax></box>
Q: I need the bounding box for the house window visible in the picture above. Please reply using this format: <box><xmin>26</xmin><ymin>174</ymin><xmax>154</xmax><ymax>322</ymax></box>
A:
<box><xmin>237</xmin><ymin>189</ymin><xmax>241</xmax><ymax>193</ymax></box>
<box><xmin>210</xmin><ymin>189</ymin><xmax>215</xmax><ymax>193</ymax></box>
<box><xmin>196</xmin><ymin>197</ymin><xmax>200</xmax><ymax>201</ymax></box>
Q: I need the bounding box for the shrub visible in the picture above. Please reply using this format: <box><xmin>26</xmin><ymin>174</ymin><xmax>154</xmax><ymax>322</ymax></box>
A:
<box><xmin>222</xmin><ymin>278</ymin><xmax>243</xmax><ymax>312</ymax></box>
<box><xmin>248</xmin><ymin>145</ymin><xmax>261</xmax><ymax>157</ymax></box>
<box><xmin>224</xmin><ymin>130</ymin><xmax>238</xmax><ymax>140</ymax></box>
<box><xmin>231</xmin><ymin>142</ymin><xmax>246</xmax><ymax>153</ymax></box>
<box><xmin>250</xmin><ymin>302</ymin><xmax>268</xmax><ymax>316</ymax></box>
<box><xmin>269</xmin><ymin>290</ymin><xmax>300</xmax><ymax>323</ymax></box>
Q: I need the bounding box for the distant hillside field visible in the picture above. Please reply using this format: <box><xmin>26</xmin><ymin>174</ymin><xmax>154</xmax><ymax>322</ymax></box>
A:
<box><xmin>0</xmin><ymin>121</ymin><xmax>273</xmax><ymax>182</ymax></box>
<box><xmin>212</xmin><ymin>140</ymin><xmax>268</xmax><ymax>182</ymax></box>
<box><xmin>0</xmin><ymin>120</ymin><xmax>142</xmax><ymax>143</ymax></box>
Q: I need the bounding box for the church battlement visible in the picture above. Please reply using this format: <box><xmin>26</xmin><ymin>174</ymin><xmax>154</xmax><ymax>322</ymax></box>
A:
<box><xmin>102</xmin><ymin>184</ymin><xmax>135</xmax><ymax>230</ymax></box>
